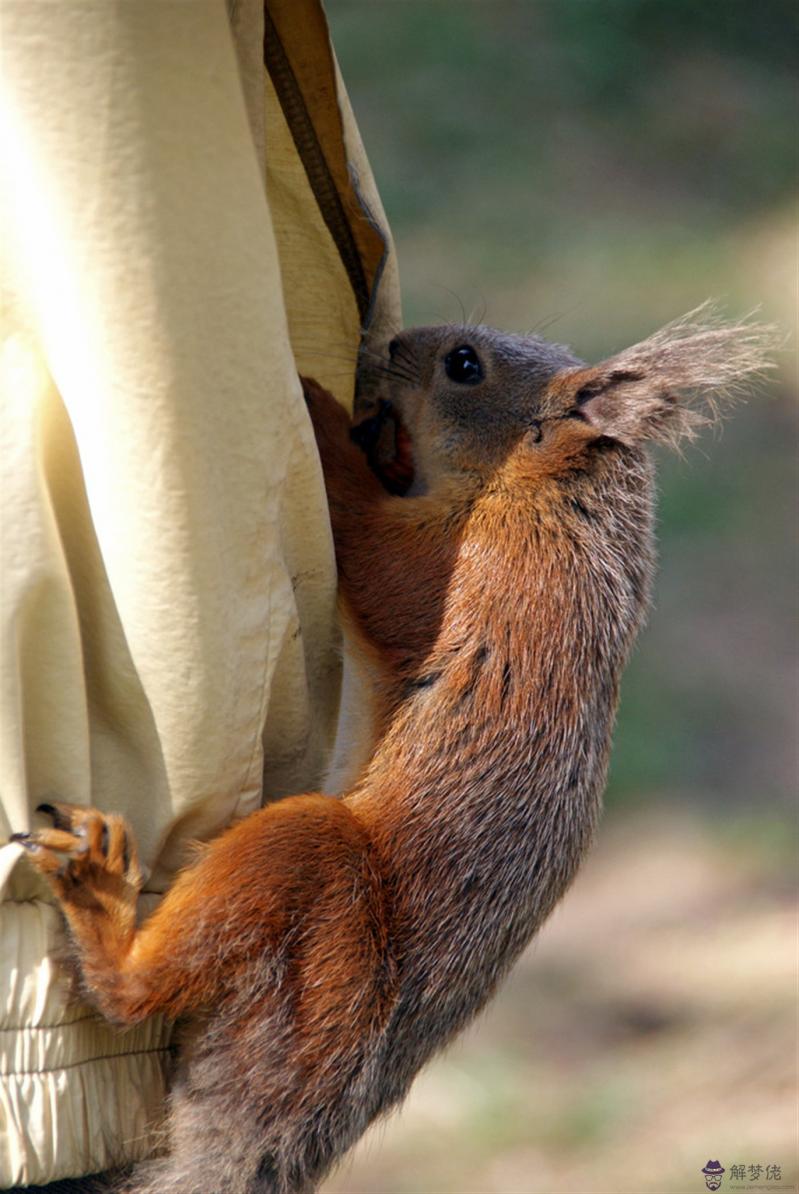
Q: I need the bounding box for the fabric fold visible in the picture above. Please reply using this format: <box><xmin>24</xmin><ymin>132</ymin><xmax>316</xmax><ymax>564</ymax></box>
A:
<box><xmin>0</xmin><ymin>0</ymin><xmax>399</xmax><ymax>1183</ymax></box>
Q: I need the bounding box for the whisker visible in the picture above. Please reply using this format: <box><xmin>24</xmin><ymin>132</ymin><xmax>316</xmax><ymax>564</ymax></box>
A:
<box><xmin>527</xmin><ymin>303</ymin><xmax>583</xmax><ymax>337</ymax></box>
<box><xmin>391</xmin><ymin>357</ymin><xmax>418</xmax><ymax>381</ymax></box>
<box><xmin>367</xmin><ymin>361</ymin><xmax>418</xmax><ymax>386</ymax></box>
<box><xmin>392</xmin><ymin>343</ymin><xmax>420</xmax><ymax>373</ymax></box>
<box><xmin>385</xmin><ymin>369</ymin><xmax>418</xmax><ymax>386</ymax></box>
<box><xmin>468</xmin><ymin>292</ymin><xmax>488</xmax><ymax>326</ymax></box>
<box><xmin>385</xmin><ymin>352</ymin><xmax>419</xmax><ymax>377</ymax></box>
<box><xmin>432</xmin><ymin>283</ymin><xmax>467</xmax><ymax>326</ymax></box>
<box><xmin>358</xmin><ymin>347</ymin><xmax>391</xmax><ymax>367</ymax></box>
<box><xmin>293</xmin><ymin>351</ymin><xmax>360</xmax><ymax>367</ymax></box>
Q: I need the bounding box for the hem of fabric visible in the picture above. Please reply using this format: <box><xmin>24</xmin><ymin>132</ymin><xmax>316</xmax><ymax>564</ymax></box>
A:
<box><xmin>1</xmin><ymin>896</ymin><xmax>174</xmax><ymax>1188</ymax></box>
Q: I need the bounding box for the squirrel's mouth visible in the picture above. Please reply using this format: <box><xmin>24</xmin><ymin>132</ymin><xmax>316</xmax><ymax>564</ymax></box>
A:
<box><xmin>350</xmin><ymin>400</ymin><xmax>415</xmax><ymax>495</ymax></box>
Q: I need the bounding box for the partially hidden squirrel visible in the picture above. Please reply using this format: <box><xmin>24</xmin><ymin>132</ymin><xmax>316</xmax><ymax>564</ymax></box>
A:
<box><xmin>12</xmin><ymin>308</ymin><xmax>773</xmax><ymax>1194</ymax></box>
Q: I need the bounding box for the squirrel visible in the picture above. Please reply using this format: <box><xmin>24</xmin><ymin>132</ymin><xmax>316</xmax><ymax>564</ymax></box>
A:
<box><xmin>11</xmin><ymin>307</ymin><xmax>773</xmax><ymax>1194</ymax></box>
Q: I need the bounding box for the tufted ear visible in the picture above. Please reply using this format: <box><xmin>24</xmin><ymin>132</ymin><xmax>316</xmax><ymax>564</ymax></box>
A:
<box><xmin>568</xmin><ymin>305</ymin><xmax>778</xmax><ymax>450</ymax></box>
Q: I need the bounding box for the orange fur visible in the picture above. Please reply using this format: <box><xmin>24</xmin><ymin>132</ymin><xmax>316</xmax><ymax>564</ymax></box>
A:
<box><xmin>11</xmin><ymin>312</ymin><xmax>774</xmax><ymax>1194</ymax></box>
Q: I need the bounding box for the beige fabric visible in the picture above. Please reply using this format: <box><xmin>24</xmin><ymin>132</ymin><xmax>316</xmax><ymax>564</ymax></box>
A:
<box><xmin>0</xmin><ymin>0</ymin><xmax>399</xmax><ymax>1185</ymax></box>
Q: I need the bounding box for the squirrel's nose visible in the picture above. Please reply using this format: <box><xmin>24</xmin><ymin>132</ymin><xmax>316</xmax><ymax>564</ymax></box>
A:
<box><xmin>388</xmin><ymin>337</ymin><xmax>400</xmax><ymax>359</ymax></box>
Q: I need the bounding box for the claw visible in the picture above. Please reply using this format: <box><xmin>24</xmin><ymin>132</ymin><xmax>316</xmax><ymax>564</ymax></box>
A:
<box><xmin>35</xmin><ymin>802</ymin><xmax>74</xmax><ymax>830</ymax></box>
<box><xmin>10</xmin><ymin>832</ymin><xmax>37</xmax><ymax>851</ymax></box>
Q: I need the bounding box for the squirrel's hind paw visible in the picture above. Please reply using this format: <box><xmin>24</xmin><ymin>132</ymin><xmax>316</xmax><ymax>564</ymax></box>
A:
<box><xmin>12</xmin><ymin>801</ymin><xmax>141</xmax><ymax>889</ymax></box>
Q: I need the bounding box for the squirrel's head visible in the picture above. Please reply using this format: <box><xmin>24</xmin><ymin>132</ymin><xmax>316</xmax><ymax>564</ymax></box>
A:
<box><xmin>355</xmin><ymin>306</ymin><xmax>775</xmax><ymax>497</ymax></box>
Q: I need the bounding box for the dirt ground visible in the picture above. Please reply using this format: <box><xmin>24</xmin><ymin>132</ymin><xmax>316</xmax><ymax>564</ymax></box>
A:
<box><xmin>323</xmin><ymin>805</ymin><xmax>797</xmax><ymax>1194</ymax></box>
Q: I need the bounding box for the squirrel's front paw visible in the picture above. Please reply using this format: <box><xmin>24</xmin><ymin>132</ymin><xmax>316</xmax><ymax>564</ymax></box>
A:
<box><xmin>12</xmin><ymin>801</ymin><xmax>142</xmax><ymax>902</ymax></box>
<box><xmin>301</xmin><ymin>375</ymin><xmax>380</xmax><ymax>502</ymax></box>
<box><xmin>301</xmin><ymin>376</ymin><xmax>352</xmax><ymax>444</ymax></box>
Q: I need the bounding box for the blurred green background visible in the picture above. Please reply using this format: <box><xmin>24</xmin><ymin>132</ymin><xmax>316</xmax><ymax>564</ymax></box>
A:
<box><xmin>322</xmin><ymin>2</ymin><xmax>798</xmax><ymax>1192</ymax></box>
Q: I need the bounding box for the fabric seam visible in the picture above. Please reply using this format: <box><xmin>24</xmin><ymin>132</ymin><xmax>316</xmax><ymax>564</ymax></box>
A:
<box><xmin>263</xmin><ymin>6</ymin><xmax>371</xmax><ymax>324</ymax></box>
<box><xmin>2</xmin><ymin>1045</ymin><xmax>174</xmax><ymax>1078</ymax></box>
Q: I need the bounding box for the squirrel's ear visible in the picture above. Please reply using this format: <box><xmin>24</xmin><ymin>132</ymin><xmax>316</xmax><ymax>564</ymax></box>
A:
<box><xmin>567</xmin><ymin>305</ymin><xmax>778</xmax><ymax>450</ymax></box>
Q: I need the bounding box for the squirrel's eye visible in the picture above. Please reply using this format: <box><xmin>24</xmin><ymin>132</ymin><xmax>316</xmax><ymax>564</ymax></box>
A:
<box><xmin>444</xmin><ymin>345</ymin><xmax>483</xmax><ymax>385</ymax></box>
